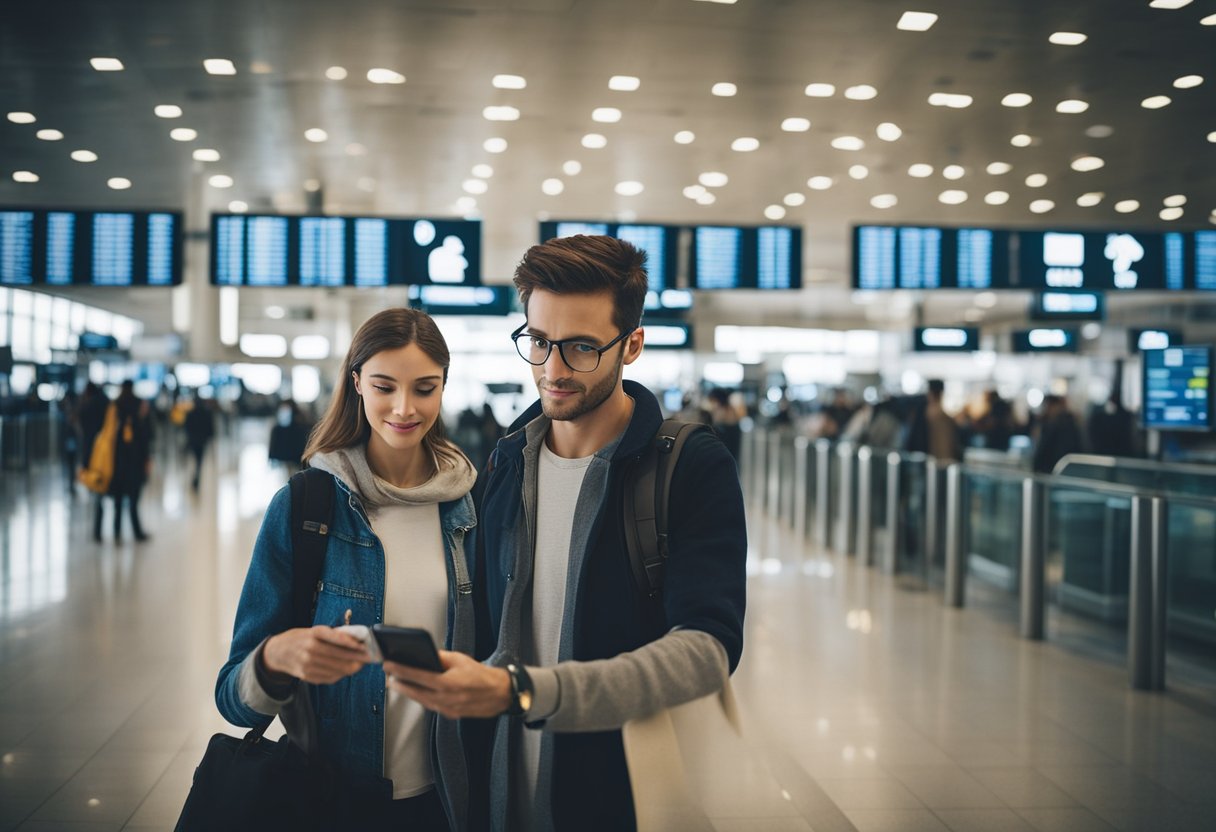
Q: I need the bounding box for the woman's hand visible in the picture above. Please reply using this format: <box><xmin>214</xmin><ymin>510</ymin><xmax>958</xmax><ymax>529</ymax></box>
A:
<box><xmin>262</xmin><ymin>626</ymin><xmax>370</xmax><ymax>684</ymax></box>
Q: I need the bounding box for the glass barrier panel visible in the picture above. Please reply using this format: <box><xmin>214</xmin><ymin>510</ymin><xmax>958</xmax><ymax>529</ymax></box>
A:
<box><xmin>1166</xmin><ymin>501</ymin><xmax>1216</xmax><ymax>687</ymax></box>
<box><xmin>899</xmin><ymin>456</ymin><xmax>928</xmax><ymax>576</ymax></box>
<box><xmin>964</xmin><ymin>471</ymin><xmax>1022</xmax><ymax>592</ymax></box>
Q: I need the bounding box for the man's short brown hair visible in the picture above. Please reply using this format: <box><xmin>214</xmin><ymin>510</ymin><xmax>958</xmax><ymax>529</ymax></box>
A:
<box><xmin>512</xmin><ymin>235</ymin><xmax>649</xmax><ymax>334</ymax></box>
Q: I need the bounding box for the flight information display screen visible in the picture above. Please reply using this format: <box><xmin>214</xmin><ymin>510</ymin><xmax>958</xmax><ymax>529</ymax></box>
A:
<box><xmin>1129</xmin><ymin>328</ymin><xmax>1183</xmax><ymax>353</ymax></box>
<box><xmin>0</xmin><ymin>208</ymin><xmax>182</xmax><ymax>286</ymax></box>
<box><xmin>853</xmin><ymin>225</ymin><xmax>1009</xmax><ymax>289</ymax></box>
<box><xmin>1194</xmin><ymin>231</ymin><xmax>1216</xmax><ymax>291</ymax></box>
<box><xmin>1016</xmin><ymin>230</ymin><xmax>1177</xmax><ymax>291</ymax></box>
<box><xmin>691</xmin><ymin>224</ymin><xmax>802</xmax><ymax>289</ymax></box>
<box><xmin>1011</xmin><ymin>328</ymin><xmax>1078</xmax><ymax>353</ymax></box>
<box><xmin>539</xmin><ymin>221</ymin><xmax>677</xmax><ymax>292</ymax></box>
<box><xmin>210</xmin><ymin>214</ymin><xmax>482</xmax><ymax>286</ymax></box>
<box><xmin>1143</xmin><ymin>346</ymin><xmax>1212</xmax><ymax>431</ymax></box>
<box><xmin>913</xmin><ymin>327</ymin><xmax>979</xmax><ymax>352</ymax></box>
<box><xmin>1030</xmin><ymin>291</ymin><xmax>1105</xmax><ymax>321</ymax></box>
<box><xmin>409</xmin><ymin>285</ymin><xmax>515</xmax><ymax>316</ymax></box>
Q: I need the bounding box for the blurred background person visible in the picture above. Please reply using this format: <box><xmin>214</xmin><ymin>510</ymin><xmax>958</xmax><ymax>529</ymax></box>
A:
<box><xmin>183</xmin><ymin>394</ymin><xmax>216</xmax><ymax>493</ymax></box>
<box><xmin>1033</xmin><ymin>394</ymin><xmax>1084</xmax><ymax>474</ymax></box>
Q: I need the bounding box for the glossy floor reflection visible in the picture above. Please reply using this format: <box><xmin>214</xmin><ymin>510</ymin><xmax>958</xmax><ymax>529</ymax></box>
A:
<box><xmin>1</xmin><ymin>422</ymin><xmax>1214</xmax><ymax>831</ymax></box>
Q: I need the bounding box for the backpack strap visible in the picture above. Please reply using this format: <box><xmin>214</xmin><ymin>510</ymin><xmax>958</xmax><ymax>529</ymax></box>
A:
<box><xmin>288</xmin><ymin>468</ymin><xmax>336</xmax><ymax>628</ymax></box>
<box><xmin>623</xmin><ymin>419</ymin><xmax>708</xmax><ymax>599</ymax></box>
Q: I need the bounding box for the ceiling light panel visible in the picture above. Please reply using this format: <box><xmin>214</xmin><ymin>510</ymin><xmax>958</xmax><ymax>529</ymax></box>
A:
<box><xmin>674</xmin><ymin>130</ymin><xmax>696</xmax><ymax>144</ymax></box>
<box><xmin>1025</xmin><ymin>173</ymin><xmax>1048</xmax><ymax>187</ymax></box>
<box><xmin>831</xmin><ymin>136</ymin><xmax>865</xmax><ymax>150</ymax></box>
<box><xmin>1173</xmin><ymin>74</ymin><xmax>1203</xmax><ymax>88</ymax></box>
<box><xmin>208</xmin><ymin>174</ymin><xmax>233</xmax><ymax>188</ymax></box>
<box><xmin>711</xmin><ymin>82</ymin><xmax>737</xmax><ymax>96</ymax></box>
<box><xmin>984</xmin><ymin>191</ymin><xmax>1010</xmax><ymax>205</ymax></box>
<box><xmin>463</xmin><ymin>178</ymin><xmax>488</xmax><ymax>194</ymax></box>
<box><xmin>804</xmin><ymin>83</ymin><xmax>835</xmax><ymax>97</ymax></box>
<box><xmin>1141</xmin><ymin>95</ymin><xmax>1171</xmax><ymax>108</ymax></box>
<box><xmin>699</xmin><ymin>171</ymin><xmax>729</xmax><ymax>187</ymax></box>
<box><xmin>764</xmin><ymin>205</ymin><xmax>786</xmax><ymax>220</ymax></box>
<box><xmin>70</xmin><ymin>150</ymin><xmax>97</xmax><ymax>162</ymax></box>
<box><xmin>36</xmin><ymin>129</ymin><xmax>63</xmax><ymax>141</ymax></box>
<box><xmin>90</xmin><ymin>57</ymin><xmax>124</xmax><ymax>71</ymax></box>
<box><xmin>1076</xmin><ymin>192</ymin><xmax>1104</xmax><ymax>207</ymax></box>
<box><xmin>304</xmin><ymin>128</ymin><xmax>328</xmax><ymax>142</ymax></box>
<box><xmin>807</xmin><ymin>176</ymin><xmax>833</xmax><ymax>190</ymax></box>
<box><xmin>782</xmin><ymin>117</ymin><xmax>810</xmax><ymax>132</ymax></box>
<box><xmin>731</xmin><ymin>137</ymin><xmax>759</xmax><ymax>151</ymax></box>
<box><xmin>1001</xmin><ymin>93</ymin><xmax>1032</xmax><ymax>107</ymax></box>
<box><xmin>897</xmin><ymin>11</ymin><xmax>938</xmax><ymax>31</ymax></box>
<box><xmin>7</xmin><ymin>112</ymin><xmax>35</xmax><ymax>124</ymax></box>
<box><xmin>1150</xmin><ymin>0</ymin><xmax>1192</xmax><ymax>8</ymax></box>
<box><xmin>616</xmin><ymin>181</ymin><xmax>644</xmax><ymax>196</ymax></box>
<box><xmin>1114</xmin><ymin>199</ymin><xmax>1140</xmax><ymax>213</ymax></box>
<box><xmin>939</xmin><ymin>190</ymin><xmax>968</xmax><ymax>204</ymax></box>
<box><xmin>154</xmin><ymin>104</ymin><xmax>182</xmax><ymax>118</ymax></box>
<box><xmin>908</xmin><ymin>164</ymin><xmax>934</xmax><ymax>177</ymax></box>
<box><xmin>367</xmin><ymin>68</ymin><xmax>405</xmax><ymax>84</ymax></box>
<box><xmin>943</xmin><ymin>165</ymin><xmax>965</xmax><ymax>180</ymax></box>
<box><xmin>1071</xmin><ymin>155</ymin><xmax>1105</xmax><ymax>171</ymax></box>
<box><xmin>1056</xmin><ymin>99</ymin><xmax>1089</xmax><ymax>113</ymax></box>
<box><xmin>845</xmin><ymin>85</ymin><xmax>877</xmax><ymax>100</ymax></box>
<box><xmin>203</xmin><ymin>58</ymin><xmax>237</xmax><ymax>75</ymax></box>
<box><xmin>876</xmin><ymin>122</ymin><xmax>902</xmax><ymax>141</ymax></box>
<box><xmin>492</xmin><ymin>74</ymin><xmax>527</xmax><ymax>89</ymax></box>
<box><xmin>1049</xmin><ymin>32</ymin><xmax>1087</xmax><ymax>45</ymax></box>
<box><xmin>986</xmin><ymin>162</ymin><xmax>1012</xmax><ymax>174</ymax></box>
<box><xmin>12</xmin><ymin>171</ymin><xmax>39</xmax><ymax>183</ymax></box>
<box><xmin>325</xmin><ymin>66</ymin><xmax>347</xmax><ymax>80</ymax></box>
<box><xmin>483</xmin><ymin>106</ymin><xmax>520</xmax><ymax>121</ymax></box>
<box><xmin>783</xmin><ymin>193</ymin><xmax>806</xmax><ymax>206</ymax></box>
<box><xmin>849</xmin><ymin>165</ymin><xmax>869</xmax><ymax>179</ymax></box>
<box><xmin>1163</xmin><ymin>194</ymin><xmax>1187</xmax><ymax>207</ymax></box>
<box><xmin>1159</xmin><ymin>207</ymin><xmax>1184</xmax><ymax>220</ymax></box>
<box><xmin>870</xmin><ymin>194</ymin><xmax>898</xmax><ymax>209</ymax></box>
<box><xmin>170</xmin><ymin>128</ymin><xmax>197</xmax><ymax>141</ymax></box>
<box><xmin>192</xmin><ymin>148</ymin><xmax>220</xmax><ymax>162</ymax></box>
<box><xmin>483</xmin><ymin>137</ymin><xmax>508</xmax><ymax>153</ymax></box>
<box><xmin>1011</xmin><ymin>134</ymin><xmax>1033</xmax><ymax>146</ymax></box>
<box><xmin>608</xmin><ymin>75</ymin><xmax>640</xmax><ymax>91</ymax></box>
<box><xmin>581</xmin><ymin>133</ymin><xmax>607</xmax><ymax>148</ymax></box>
<box><xmin>107</xmin><ymin>177</ymin><xmax>131</xmax><ymax>190</ymax></box>
<box><xmin>541</xmin><ymin>178</ymin><xmax>563</xmax><ymax>195</ymax></box>
<box><xmin>592</xmin><ymin>107</ymin><xmax>621</xmax><ymax>123</ymax></box>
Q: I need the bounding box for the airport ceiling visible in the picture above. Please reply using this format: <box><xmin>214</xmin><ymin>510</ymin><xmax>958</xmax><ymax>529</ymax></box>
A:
<box><xmin>2</xmin><ymin>0</ymin><xmax>1215</xmax><ymax>336</ymax></box>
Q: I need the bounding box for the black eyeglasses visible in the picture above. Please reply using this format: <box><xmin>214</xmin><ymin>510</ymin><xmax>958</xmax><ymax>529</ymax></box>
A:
<box><xmin>511</xmin><ymin>322</ymin><xmax>634</xmax><ymax>373</ymax></box>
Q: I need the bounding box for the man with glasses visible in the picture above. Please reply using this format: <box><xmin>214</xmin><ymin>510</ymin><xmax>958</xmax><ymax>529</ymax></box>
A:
<box><xmin>386</xmin><ymin>234</ymin><xmax>747</xmax><ymax>831</ymax></box>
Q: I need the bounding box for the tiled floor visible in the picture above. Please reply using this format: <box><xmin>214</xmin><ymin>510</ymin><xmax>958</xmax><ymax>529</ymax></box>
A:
<box><xmin>1</xmin><ymin>421</ymin><xmax>1214</xmax><ymax>831</ymax></box>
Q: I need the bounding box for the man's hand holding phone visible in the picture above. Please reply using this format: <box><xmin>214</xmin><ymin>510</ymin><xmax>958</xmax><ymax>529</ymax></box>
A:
<box><xmin>385</xmin><ymin>650</ymin><xmax>513</xmax><ymax>720</ymax></box>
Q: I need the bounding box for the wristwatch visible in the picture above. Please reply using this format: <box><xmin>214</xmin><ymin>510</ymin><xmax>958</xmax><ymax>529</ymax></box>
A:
<box><xmin>504</xmin><ymin>662</ymin><xmax>533</xmax><ymax>716</ymax></box>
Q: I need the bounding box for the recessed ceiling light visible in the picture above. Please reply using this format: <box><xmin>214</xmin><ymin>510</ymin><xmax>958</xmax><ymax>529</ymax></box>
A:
<box><xmin>154</xmin><ymin>104</ymin><xmax>182</xmax><ymax>119</ymax></box>
<box><xmin>562</xmin><ymin>160</ymin><xmax>581</xmax><ymax>176</ymax></box>
<box><xmin>492</xmin><ymin>74</ymin><xmax>527</xmax><ymax>89</ymax></box>
<box><xmin>12</xmin><ymin>171</ymin><xmax>39</xmax><ymax>183</ymax></box>
<box><xmin>696</xmin><ymin>192</ymin><xmax>716</xmax><ymax>205</ymax></box>
<box><xmin>70</xmin><ymin>149</ymin><xmax>97</xmax><ymax>162</ymax></box>
<box><xmin>304</xmin><ymin>128</ymin><xmax>328</xmax><ymax>143</ymax></box>
<box><xmin>36</xmin><ymin>129</ymin><xmax>63</xmax><ymax>141</ymax></box>
<box><xmin>90</xmin><ymin>57</ymin><xmax>124</xmax><ymax>71</ymax></box>
<box><xmin>674</xmin><ymin>130</ymin><xmax>696</xmax><ymax>144</ymax></box>
<box><xmin>581</xmin><ymin>133</ymin><xmax>607</xmax><ymax>149</ymax></box>
<box><xmin>764</xmin><ymin>204</ymin><xmax>787</xmax><ymax>220</ymax></box>
<box><xmin>807</xmin><ymin>176</ymin><xmax>833</xmax><ymax>190</ymax></box>
<box><xmin>711</xmin><ymin>82</ymin><xmax>737</xmax><ymax>96</ymax></box>
<box><xmin>471</xmin><ymin>164</ymin><xmax>493</xmax><ymax>179</ymax></box>
<box><xmin>1085</xmin><ymin>124</ymin><xmax>1114</xmax><ymax>138</ymax></box>
<box><xmin>876</xmin><ymin>122</ymin><xmax>902</xmax><ymax>141</ymax></box>
<box><xmin>463</xmin><ymin>178</ymin><xmax>488</xmax><ymax>195</ymax></box>
<box><xmin>1001</xmin><ymin>93</ymin><xmax>1033</xmax><ymax>107</ymax></box>
<box><xmin>609</xmin><ymin>75</ymin><xmax>640</xmax><ymax>91</ymax></box>
<box><xmin>541</xmin><ymin>178</ymin><xmax>564</xmax><ymax>196</ymax></box>
<box><xmin>7</xmin><ymin>112</ymin><xmax>35</xmax><ymax>124</ymax></box>
<box><xmin>1056</xmin><ymin>99</ymin><xmax>1089</xmax><ymax>113</ymax></box>
<box><xmin>615</xmin><ymin>181</ymin><xmax>645</xmax><ymax>196</ymax></box>
<box><xmin>699</xmin><ymin>171</ymin><xmax>729</xmax><ymax>187</ymax></box>
<box><xmin>782</xmin><ymin>117</ymin><xmax>811</xmax><ymax>132</ymax></box>
<box><xmin>107</xmin><ymin>177</ymin><xmax>132</xmax><ymax>190</ymax></box>
<box><xmin>831</xmin><ymin>136</ymin><xmax>864</xmax><ymax>151</ymax></box>
<box><xmin>845</xmin><ymin>85</ymin><xmax>878</xmax><ymax>100</ymax></box>
<box><xmin>683</xmin><ymin>185</ymin><xmax>706</xmax><ymax>199</ymax></box>
<box><xmin>870</xmin><ymin>194</ymin><xmax>898</xmax><ymax>209</ymax></box>
<box><xmin>170</xmin><ymin>128</ymin><xmax>198</xmax><ymax>141</ymax></box>
<box><xmin>848</xmin><ymin>165</ymin><xmax>870</xmax><ymax>179</ymax></box>
<box><xmin>1141</xmin><ymin>95</ymin><xmax>1171</xmax><ymax>109</ymax></box>
<box><xmin>1173</xmin><ymin>74</ymin><xmax>1204</xmax><ymax>89</ymax></box>
<box><xmin>804</xmin><ymin>83</ymin><xmax>835</xmax><ymax>97</ymax></box>
<box><xmin>1026</xmin><ymin>173</ymin><xmax>1048</xmax><ymax>188</ymax></box>
<box><xmin>908</xmin><ymin>164</ymin><xmax>934</xmax><ymax>177</ymax></box>
<box><xmin>928</xmin><ymin>92</ymin><xmax>973</xmax><ymax>108</ymax></box>
<box><xmin>367</xmin><ymin>68</ymin><xmax>405</xmax><ymax>84</ymax></box>
<box><xmin>357</xmin><ymin>177</ymin><xmax>376</xmax><ymax>192</ymax></box>
<box><xmin>483</xmin><ymin>106</ymin><xmax>520</xmax><ymax>121</ymax></box>
<box><xmin>943</xmin><ymin>165</ymin><xmax>965</xmax><ymax>180</ymax></box>
<box><xmin>1049</xmin><ymin>32</ymin><xmax>1087</xmax><ymax>45</ymax></box>
<box><xmin>1077</xmin><ymin>192</ymin><xmax>1104</xmax><ymax>207</ymax></box>
<box><xmin>592</xmin><ymin>107</ymin><xmax>622</xmax><ymax>123</ymax></box>
<box><xmin>1208</xmin><ymin>131</ymin><xmax>1216</xmax><ymax>143</ymax></box>
<box><xmin>1071</xmin><ymin>155</ymin><xmax>1105</xmax><ymax>172</ymax></box>
<box><xmin>325</xmin><ymin>66</ymin><xmax>347</xmax><ymax>81</ymax></box>
<box><xmin>345</xmin><ymin>143</ymin><xmax>367</xmax><ymax>156</ymax></box>
<box><xmin>1163</xmin><ymin>194</ymin><xmax>1187</xmax><ymax>207</ymax></box>
<box><xmin>986</xmin><ymin>162</ymin><xmax>1012</xmax><ymax>174</ymax></box>
<box><xmin>483</xmin><ymin>137</ymin><xmax>508</xmax><ymax>153</ymax></box>
<box><xmin>731</xmin><ymin>137</ymin><xmax>760</xmax><ymax>151</ymax></box>
<box><xmin>1010</xmin><ymin>134</ymin><xmax>1033</xmax><ymax>147</ymax></box>
<box><xmin>203</xmin><ymin>58</ymin><xmax>237</xmax><ymax>75</ymax></box>
<box><xmin>1029</xmin><ymin>200</ymin><xmax>1055</xmax><ymax>214</ymax></box>
<box><xmin>228</xmin><ymin>200</ymin><xmax>248</xmax><ymax>213</ymax></box>
<box><xmin>1150</xmin><ymin>0</ymin><xmax>1192</xmax><ymax>8</ymax></box>
<box><xmin>192</xmin><ymin>148</ymin><xmax>220</xmax><ymax>162</ymax></box>
<box><xmin>984</xmin><ymin>191</ymin><xmax>1010</xmax><ymax>205</ymax></box>
<box><xmin>208</xmin><ymin>174</ymin><xmax>234</xmax><ymax>188</ymax></box>
<box><xmin>1159</xmin><ymin>207</ymin><xmax>1184</xmax><ymax>220</ymax></box>
<box><xmin>1114</xmin><ymin>199</ymin><xmax>1140</xmax><ymax>213</ymax></box>
<box><xmin>1203</xmin><ymin>12</ymin><xmax>1216</xmax><ymax>24</ymax></box>
<box><xmin>939</xmin><ymin>190</ymin><xmax>968</xmax><ymax>204</ymax></box>
<box><xmin>897</xmin><ymin>11</ymin><xmax>938</xmax><ymax>30</ymax></box>
<box><xmin>783</xmin><ymin>193</ymin><xmax>806</xmax><ymax>206</ymax></box>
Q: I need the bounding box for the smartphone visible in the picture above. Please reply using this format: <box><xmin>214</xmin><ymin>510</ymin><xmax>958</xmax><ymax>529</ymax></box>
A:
<box><xmin>371</xmin><ymin>624</ymin><xmax>443</xmax><ymax>672</ymax></box>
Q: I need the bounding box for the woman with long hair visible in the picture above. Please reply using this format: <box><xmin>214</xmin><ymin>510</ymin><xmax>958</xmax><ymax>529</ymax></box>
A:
<box><xmin>215</xmin><ymin>308</ymin><xmax>478</xmax><ymax>829</ymax></box>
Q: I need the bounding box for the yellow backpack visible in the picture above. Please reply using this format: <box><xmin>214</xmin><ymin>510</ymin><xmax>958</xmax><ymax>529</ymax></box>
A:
<box><xmin>78</xmin><ymin>403</ymin><xmax>118</xmax><ymax>494</ymax></box>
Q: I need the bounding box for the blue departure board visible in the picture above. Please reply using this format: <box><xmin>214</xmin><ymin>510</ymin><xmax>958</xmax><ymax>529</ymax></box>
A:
<box><xmin>1143</xmin><ymin>346</ymin><xmax>1212</xmax><ymax>431</ymax></box>
<box><xmin>147</xmin><ymin>214</ymin><xmax>175</xmax><ymax>286</ymax></box>
<box><xmin>46</xmin><ymin>212</ymin><xmax>75</xmax><ymax>285</ymax></box>
<box><xmin>691</xmin><ymin>225</ymin><xmax>802</xmax><ymax>289</ymax></box>
<box><xmin>694</xmin><ymin>227</ymin><xmax>742</xmax><ymax>289</ymax></box>
<box><xmin>92</xmin><ymin>213</ymin><xmax>134</xmax><ymax>285</ymax></box>
<box><xmin>553</xmin><ymin>222</ymin><xmax>611</xmax><ymax>237</ymax></box>
<box><xmin>0</xmin><ymin>212</ymin><xmax>34</xmax><ymax>285</ymax></box>
<box><xmin>1196</xmin><ymin>232</ymin><xmax>1216</xmax><ymax>291</ymax></box>
<box><xmin>209</xmin><ymin>214</ymin><xmax>481</xmax><ymax>286</ymax></box>
<box><xmin>758</xmin><ymin>227</ymin><xmax>795</xmax><ymax>289</ymax></box>
<box><xmin>856</xmin><ymin>226</ymin><xmax>896</xmax><ymax>289</ymax></box>
<box><xmin>956</xmin><ymin>229</ymin><xmax>993</xmax><ymax>289</ymax></box>
<box><xmin>1165</xmin><ymin>233</ymin><xmax>1185</xmax><ymax>291</ymax></box>
<box><xmin>539</xmin><ymin>221</ymin><xmax>680</xmax><ymax>292</ymax></box>
<box><xmin>617</xmin><ymin>225</ymin><xmax>667</xmax><ymax>291</ymax></box>
<box><xmin>899</xmin><ymin>227</ymin><xmax>941</xmax><ymax>289</ymax></box>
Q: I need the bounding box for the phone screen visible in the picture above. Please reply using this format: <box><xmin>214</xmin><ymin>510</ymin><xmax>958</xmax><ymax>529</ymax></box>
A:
<box><xmin>371</xmin><ymin>625</ymin><xmax>443</xmax><ymax>672</ymax></box>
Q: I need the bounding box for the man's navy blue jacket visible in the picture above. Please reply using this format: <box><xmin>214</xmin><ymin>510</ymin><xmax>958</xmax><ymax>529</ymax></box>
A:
<box><xmin>472</xmin><ymin>379</ymin><xmax>747</xmax><ymax>830</ymax></box>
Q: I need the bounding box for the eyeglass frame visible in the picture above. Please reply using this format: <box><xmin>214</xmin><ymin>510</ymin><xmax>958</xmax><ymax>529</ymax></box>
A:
<box><xmin>510</xmin><ymin>322</ymin><xmax>636</xmax><ymax>373</ymax></box>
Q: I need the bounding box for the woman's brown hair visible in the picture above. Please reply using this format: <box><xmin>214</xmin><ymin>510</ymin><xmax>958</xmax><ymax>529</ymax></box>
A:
<box><xmin>303</xmin><ymin>307</ymin><xmax>460</xmax><ymax>468</ymax></box>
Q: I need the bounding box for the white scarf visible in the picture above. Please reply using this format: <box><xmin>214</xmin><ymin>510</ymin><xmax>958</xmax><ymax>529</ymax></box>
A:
<box><xmin>309</xmin><ymin>440</ymin><xmax>476</xmax><ymax>511</ymax></box>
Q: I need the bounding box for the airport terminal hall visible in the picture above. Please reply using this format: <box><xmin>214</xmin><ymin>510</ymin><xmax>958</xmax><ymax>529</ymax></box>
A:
<box><xmin>3</xmin><ymin>1</ymin><xmax>1216</xmax><ymax>830</ymax></box>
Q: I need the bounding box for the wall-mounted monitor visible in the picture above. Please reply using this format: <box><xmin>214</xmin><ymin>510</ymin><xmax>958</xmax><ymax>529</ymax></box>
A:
<box><xmin>1030</xmin><ymin>291</ymin><xmax>1105</xmax><ymax>321</ymax></box>
<box><xmin>641</xmin><ymin>320</ymin><xmax>692</xmax><ymax>350</ymax></box>
<box><xmin>539</xmin><ymin>221</ymin><xmax>679</xmax><ymax>292</ymax></box>
<box><xmin>1011</xmin><ymin>328</ymin><xmax>1078</xmax><ymax>353</ymax></box>
<box><xmin>853</xmin><ymin>225</ymin><xmax>1011</xmax><ymax>290</ymax></box>
<box><xmin>1129</xmin><ymin>328</ymin><xmax>1183</xmax><ymax>353</ymax></box>
<box><xmin>0</xmin><ymin>208</ymin><xmax>182</xmax><ymax>286</ymax></box>
<box><xmin>1016</xmin><ymin>230</ymin><xmax>1179</xmax><ymax>291</ymax></box>
<box><xmin>210</xmin><ymin>214</ymin><xmax>481</xmax><ymax>286</ymax></box>
<box><xmin>409</xmin><ymin>285</ymin><xmax>515</xmax><ymax>316</ymax></box>
<box><xmin>913</xmin><ymin>327</ymin><xmax>979</xmax><ymax>352</ymax></box>
<box><xmin>1142</xmin><ymin>346</ymin><xmax>1212</xmax><ymax>432</ymax></box>
<box><xmin>691</xmin><ymin>225</ymin><xmax>802</xmax><ymax>289</ymax></box>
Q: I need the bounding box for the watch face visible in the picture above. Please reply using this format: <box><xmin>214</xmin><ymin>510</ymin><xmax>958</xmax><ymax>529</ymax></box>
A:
<box><xmin>520</xmin><ymin>690</ymin><xmax>533</xmax><ymax>712</ymax></box>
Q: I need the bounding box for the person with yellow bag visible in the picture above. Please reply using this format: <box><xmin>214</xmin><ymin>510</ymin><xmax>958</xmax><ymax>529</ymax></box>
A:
<box><xmin>80</xmin><ymin>381</ymin><xmax>153</xmax><ymax>542</ymax></box>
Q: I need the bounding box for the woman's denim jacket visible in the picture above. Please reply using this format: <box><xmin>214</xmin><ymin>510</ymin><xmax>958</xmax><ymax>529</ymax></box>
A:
<box><xmin>214</xmin><ymin>473</ymin><xmax>478</xmax><ymax>829</ymax></box>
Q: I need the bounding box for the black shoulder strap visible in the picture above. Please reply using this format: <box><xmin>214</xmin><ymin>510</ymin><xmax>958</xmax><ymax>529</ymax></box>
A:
<box><xmin>288</xmin><ymin>468</ymin><xmax>336</xmax><ymax>628</ymax></box>
<box><xmin>623</xmin><ymin>419</ymin><xmax>707</xmax><ymax>598</ymax></box>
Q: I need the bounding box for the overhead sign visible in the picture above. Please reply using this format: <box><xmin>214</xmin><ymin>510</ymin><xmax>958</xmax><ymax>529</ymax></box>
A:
<box><xmin>1142</xmin><ymin>346</ymin><xmax>1212</xmax><ymax>432</ymax></box>
<box><xmin>1129</xmin><ymin>328</ymin><xmax>1183</xmax><ymax>353</ymax></box>
<box><xmin>913</xmin><ymin>327</ymin><xmax>979</xmax><ymax>352</ymax></box>
<box><xmin>1011</xmin><ymin>328</ymin><xmax>1078</xmax><ymax>353</ymax></box>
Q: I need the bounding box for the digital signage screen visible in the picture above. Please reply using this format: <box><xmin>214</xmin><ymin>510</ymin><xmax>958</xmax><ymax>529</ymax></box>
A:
<box><xmin>409</xmin><ymin>285</ymin><xmax>515</xmax><ymax>316</ymax></box>
<box><xmin>641</xmin><ymin>320</ymin><xmax>692</xmax><ymax>350</ymax></box>
<box><xmin>210</xmin><ymin>214</ymin><xmax>481</xmax><ymax>286</ymax></box>
<box><xmin>913</xmin><ymin>327</ymin><xmax>979</xmax><ymax>352</ymax></box>
<box><xmin>1015</xmin><ymin>230</ymin><xmax>1179</xmax><ymax>291</ymax></box>
<box><xmin>1030</xmin><ymin>291</ymin><xmax>1105</xmax><ymax>321</ymax></box>
<box><xmin>1142</xmin><ymin>346</ymin><xmax>1212</xmax><ymax>431</ymax></box>
<box><xmin>1011</xmin><ymin>328</ymin><xmax>1078</xmax><ymax>353</ymax></box>
<box><xmin>852</xmin><ymin>225</ymin><xmax>1011</xmax><ymax>290</ymax></box>
<box><xmin>0</xmin><ymin>208</ymin><xmax>182</xmax><ymax>286</ymax></box>
<box><xmin>539</xmin><ymin>221</ymin><xmax>679</xmax><ymax>292</ymax></box>
<box><xmin>691</xmin><ymin>225</ymin><xmax>802</xmax><ymax>290</ymax></box>
<box><xmin>1129</xmin><ymin>328</ymin><xmax>1183</xmax><ymax>353</ymax></box>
